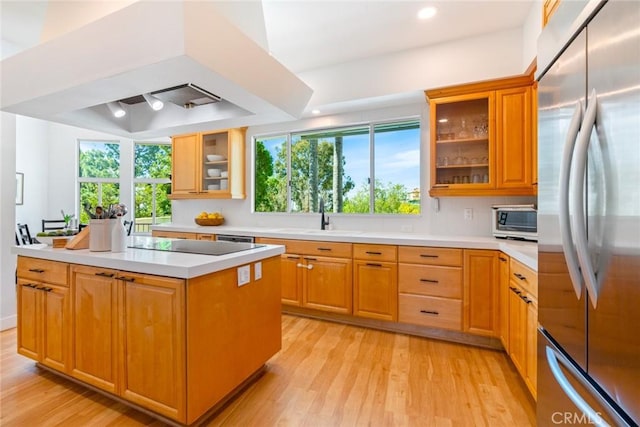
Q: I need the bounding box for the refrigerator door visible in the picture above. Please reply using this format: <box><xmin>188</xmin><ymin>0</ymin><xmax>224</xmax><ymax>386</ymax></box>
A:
<box><xmin>585</xmin><ymin>1</ymin><xmax>640</xmax><ymax>423</ymax></box>
<box><xmin>538</xmin><ymin>330</ymin><xmax>631</xmax><ymax>427</ymax></box>
<box><xmin>537</xmin><ymin>27</ymin><xmax>587</xmax><ymax>369</ymax></box>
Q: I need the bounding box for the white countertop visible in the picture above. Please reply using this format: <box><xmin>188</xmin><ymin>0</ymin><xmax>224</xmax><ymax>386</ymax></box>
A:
<box><xmin>152</xmin><ymin>224</ymin><xmax>538</xmax><ymax>271</ymax></box>
<box><xmin>13</xmin><ymin>236</ymin><xmax>285</xmax><ymax>279</ymax></box>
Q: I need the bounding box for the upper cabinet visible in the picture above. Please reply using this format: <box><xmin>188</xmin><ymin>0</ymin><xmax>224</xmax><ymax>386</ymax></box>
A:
<box><xmin>170</xmin><ymin>128</ymin><xmax>246</xmax><ymax>200</ymax></box>
<box><xmin>542</xmin><ymin>0</ymin><xmax>561</xmax><ymax>27</ymax></box>
<box><xmin>426</xmin><ymin>75</ymin><xmax>536</xmax><ymax>197</ymax></box>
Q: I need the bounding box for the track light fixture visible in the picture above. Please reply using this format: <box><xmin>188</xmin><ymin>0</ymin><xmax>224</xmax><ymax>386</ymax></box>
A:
<box><xmin>107</xmin><ymin>101</ymin><xmax>126</xmax><ymax>118</ymax></box>
<box><xmin>142</xmin><ymin>93</ymin><xmax>164</xmax><ymax>111</ymax></box>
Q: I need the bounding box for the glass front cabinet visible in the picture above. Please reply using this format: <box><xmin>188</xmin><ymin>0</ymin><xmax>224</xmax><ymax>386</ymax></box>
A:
<box><xmin>426</xmin><ymin>75</ymin><xmax>536</xmax><ymax>197</ymax></box>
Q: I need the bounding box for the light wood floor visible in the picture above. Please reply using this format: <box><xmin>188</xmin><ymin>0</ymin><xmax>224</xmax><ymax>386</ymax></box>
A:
<box><xmin>1</xmin><ymin>315</ymin><xmax>535</xmax><ymax>426</ymax></box>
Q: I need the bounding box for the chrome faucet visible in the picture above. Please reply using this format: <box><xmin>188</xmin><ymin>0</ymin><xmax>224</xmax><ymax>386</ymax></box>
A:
<box><xmin>319</xmin><ymin>198</ymin><xmax>330</xmax><ymax>230</ymax></box>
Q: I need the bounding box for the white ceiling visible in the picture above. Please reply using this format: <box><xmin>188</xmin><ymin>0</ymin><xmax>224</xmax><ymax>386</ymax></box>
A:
<box><xmin>2</xmin><ymin>0</ymin><xmax>535</xmax><ymax>74</ymax></box>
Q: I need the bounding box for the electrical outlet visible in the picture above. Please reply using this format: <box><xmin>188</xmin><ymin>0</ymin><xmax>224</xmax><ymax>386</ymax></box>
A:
<box><xmin>237</xmin><ymin>265</ymin><xmax>250</xmax><ymax>287</ymax></box>
<box><xmin>254</xmin><ymin>262</ymin><xmax>262</xmax><ymax>280</ymax></box>
<box><xmin>464</xmin><ymin>208</ymin><xmax>473</xmax><ymax>220</ymax></box>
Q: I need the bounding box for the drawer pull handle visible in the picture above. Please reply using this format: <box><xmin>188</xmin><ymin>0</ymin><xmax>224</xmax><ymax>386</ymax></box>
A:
<box><xmin>28</xmin><ymin>268</ymin><xmax>45</xmax><ymax>273</ymax></box>
<box><xmin>499</xmin><ymin>257</ymin><xmax>507</xmax><ymax>262</ymax></box>
<box><xmin>420</xmin><ymin>279</ymin><xmax>439</xmax><ymax>284</ymax></box>
<box><xmin>23</xmin><ymin>283</ymin><xmax>38</xmax><ymax>288</ymax></box>
<box><xmin>419</xmin><ymin>254</ymin><xmax>439</xmax><ymax>258</ymax></box>
<box><xmin>117</xmin><ymin>276</ymin><xmax>136</xmax><ymax>282</ymax></box>
<box><xmin>509</xmin><ymin>286</ymin><xmax>522</xmax><ymax>295</ymax></box>
<box><xmin>513</xmin><ymin>273</ymin><xmax>526</xmax><ymax>281</ymax></box>
<box><xmin>365</xmin><ymin>251</ymin><xmax>382</xmax><ymax>255</ymax></box>
<box><xmin>286</xmin><ymin>256</ymin><xmax>299</xmax><ymax>260</ymax></box>
<box><xmin>42</xmin><ymin>287</ymin><xmax>53</xmax><ymax>292</ymax></box>
<box><xmin>521</xmin><ymin>295</ymin><xmax>533</xmax><ymax>304</ymax></box>
<box><xmin>296</xmin><ymin>263</ymin><xmax>313</xmax><ymax>270</ymax></box>
<box><xmin>420</xmin><ymin>310</ymin><xmax>439</xmax><ymax>316</ymax></box>
<box><xmin>95</xmin><ymin>272</ymin><xmax>114</xmax><ymax>278</ymax></box>
<box><xmin>366</xmin><ymin>263</ymin><xmax>382</xmax><ymax>267</ymax></box>
<box><xmin>303</xmin><ymin>257</ymin><xmax>317</xmax><ymax>261</ymax></box>
<box><xmin>317</xmin><ymin>247</ymin><xmax>332</xmax><ymax>251</ymax></box>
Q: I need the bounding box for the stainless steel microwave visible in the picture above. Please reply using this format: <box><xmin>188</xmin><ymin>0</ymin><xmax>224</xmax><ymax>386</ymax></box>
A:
<box><xmin>491</xmin><ymin>204</ymin><xmax>537</xmax><ymax>242</ymax></box>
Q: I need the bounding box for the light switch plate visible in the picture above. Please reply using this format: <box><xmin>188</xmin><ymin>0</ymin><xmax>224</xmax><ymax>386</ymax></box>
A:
<box><xmin>237</xmin><ymin>265</ymin><xmax>250</xmax><ymax>287</ymax></box>
<box><xmin>254</xmin><ymin>262</ymin><xmax>262</xmax><ymax>280</ymax></box>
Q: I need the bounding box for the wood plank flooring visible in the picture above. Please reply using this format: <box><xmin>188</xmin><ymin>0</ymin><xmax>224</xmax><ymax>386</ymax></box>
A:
<box><xmin>0</xmin><ymin>315</ymin><xmax>535</xmax><ymax>426</ymax></box>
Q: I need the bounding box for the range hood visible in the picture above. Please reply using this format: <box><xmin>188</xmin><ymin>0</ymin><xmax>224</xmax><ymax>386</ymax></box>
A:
<box><xmin>0</xmin><ymin>1</ymin><xmax>313</xmax><ymax>138</ymax></box>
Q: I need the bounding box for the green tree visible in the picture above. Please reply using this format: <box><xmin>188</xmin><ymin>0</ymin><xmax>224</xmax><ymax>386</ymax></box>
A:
<box><xmin>343</xmin><ymin>180</ymin><xmax>419</xmax><ymax>214</ymax></box>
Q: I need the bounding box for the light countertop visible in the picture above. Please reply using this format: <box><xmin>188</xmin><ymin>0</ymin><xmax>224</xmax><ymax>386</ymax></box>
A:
<box><xmin>152</xmin><ymin>224</ymin><xmax>538</xmax><ymax>271</ymax></box>
<box><xmin>13</xmin><ymin>236</ymin><xmax>285</xmax><ymax>279</ymax></box>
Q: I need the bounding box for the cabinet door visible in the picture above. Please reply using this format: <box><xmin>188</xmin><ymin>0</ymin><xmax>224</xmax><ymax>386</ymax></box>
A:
<box><xmin>508</xmin><ymin>285</ymin><xmax>527</xmax><ymax>377</ymax></box>
<box><xmin>71</xmin><ymin>266</ymin><xmax>119</xmax><ymax>393</ymax></box>
<box><xmin>120</xmin><ymin>273</ymin><xmax>186</xmax><ymax>421</ymax></box>
<box><xmin>228</xmin><ymin>127</ymin><xmax>247</xmax><ymax>199</ymax></box>
<box><xmin>16</xmin><ymin>280</ymin><xmax>40</xmax><ymax>360</ymax></box>
<box><xmin>525</xmin><ymin>297</ymin><xmax>538</xmax><ymax>399</ymax></box>
<box><xmin>172</xmin><ymin>133</ymin><xmax>200</xmax><ymax>195</ymax></box>
<box><xmin>463</xmin><ymin>250</ymin><xmax>499</xmax><ymax>336</ymax></box>
<box><xmin>303</xmin><ymin>257</ymin><xmax>352</xmax><ymax>314</ymax></box>
<box><xmin>281</xmin><ymin>254</ymin><xmax>303</xmax><ymax>306</ymax></box>
<box><xmin>354</xmin><ymin>260</ymin><xmax>398</xmax><ymax>321</ymax></box>
<box><xmin>41</xmin><ymin>284</ymin><xmax>70</xmax><ymax>372</ymax></box>
<box><xmin>498</xmin><ymin>254</ymin><xmax>511</xmax><ymax>350</ymax></box>
<box><xmin>496</xmin><ymin>86</ymin><xmax>533</xmax><ymax>189</ymax></box>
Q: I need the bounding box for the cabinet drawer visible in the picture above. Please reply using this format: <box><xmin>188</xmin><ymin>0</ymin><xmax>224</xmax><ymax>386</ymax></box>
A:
<box><xmin>285</xmin><ymin>240</ymin><xmax>352</xmax><ymax>258</ymax></box>
<box><xmin>353</xmin><ymin>244</ymin><xmax>397</xmax><ymax>262</ymax></box>
<box><xmin>151</xmin><ymin>231</ymin><xmax>197</xmax><ymax>240</ymax></box>
<box><xmin>399</xmin><ymin>294</ymin><xmax>462</xmax><ymax>331</ymax></box>
<box><xmin>398</xmin><ymin>246</ymin><xmax>463</xmax><ymax>266</ymax></box>
<box><xmin>398</xmin><ymin>264</ymin><xmax>462</xmax><ymax>298</ymax></box>
<box><xmin>17</xmin><ymin>257</ymin><xmax>68</xmax><ymax>286</ymax></box>
<box><xmin>510</xmin><ymin>259</ymin><xmax>538</xmax><ymax>297</ymax></box>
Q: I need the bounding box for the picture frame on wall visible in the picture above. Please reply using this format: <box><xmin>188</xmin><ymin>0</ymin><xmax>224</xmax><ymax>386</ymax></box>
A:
<box><xmin>16</xmin><ymin>172</ymin><xmax>23</xmax><ymax>205</ymax></box>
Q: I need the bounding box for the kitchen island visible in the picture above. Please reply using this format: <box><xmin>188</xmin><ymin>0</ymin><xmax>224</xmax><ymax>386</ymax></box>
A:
<box><xmin>13</xmin><ymin>237</ymin><xmax>284</xmax><ymax>426</ymax></box>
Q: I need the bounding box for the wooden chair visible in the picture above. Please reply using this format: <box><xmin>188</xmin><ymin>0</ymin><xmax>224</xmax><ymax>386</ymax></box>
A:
<box><xmin>42</xmin><ymin>219</ymin><xmax>66</xmax><ymax>232</ymax></box>
<box><xmin>17</xmin><ymin>223</ymin><xmax>35</xmax><ymax>245</ymax></box>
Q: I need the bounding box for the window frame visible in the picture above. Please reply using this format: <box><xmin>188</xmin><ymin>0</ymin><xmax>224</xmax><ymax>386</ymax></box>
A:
<box><xmin>132</xmin><ymin>141</ymin><xmax>172</xmax><ymax>234</ymax></box>
<box><xmin>253</xmin><ymin>116</ymin><xmax>421</xmax><ymax>216</ymax></box>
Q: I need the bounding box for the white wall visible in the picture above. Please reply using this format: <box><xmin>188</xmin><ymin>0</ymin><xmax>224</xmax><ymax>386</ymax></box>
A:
<box><xmin>522</xmin><ymin>0</ymin><xmax>543</xmax><ymax>70</ymax></box>
<box><xmin>1</xmin><ymin>112</ymin><xmax>18</xmax><ymax>330</ymax></box>
<box><xmin>171</xmin><ymin>103</ymin><xmax>535</xmax><ymax>236</ymax></box>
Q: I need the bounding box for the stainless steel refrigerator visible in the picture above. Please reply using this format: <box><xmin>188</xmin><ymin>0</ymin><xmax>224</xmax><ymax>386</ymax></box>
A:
<box><xmin>537</xmin><ymin>0</ymin><xmax>640</xmax><ymax>425</ymax></box>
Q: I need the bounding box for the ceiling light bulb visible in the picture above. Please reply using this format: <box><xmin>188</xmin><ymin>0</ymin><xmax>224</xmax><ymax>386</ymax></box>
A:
<box><xmin>418</xmin><ymin>6</ymin><xmax>437</xmax><ymax>20</ymax></box>
<box><xmin>107</xmin><ymin>101</ymin><xmax>126</xmax><ymax>118</ymax></box>
<box><xmin>311</xmin><ymin>109</ymin><xmax>321</xmax><ymax>115</ymax></box>
<box><xmin>143</xmin><ymin>93</ymin><xmax>164</xmax><ymax>111</ymax></box>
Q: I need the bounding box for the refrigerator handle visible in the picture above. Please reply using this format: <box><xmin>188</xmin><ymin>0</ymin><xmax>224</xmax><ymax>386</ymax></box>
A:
<box><xmin>570</xmin><ymin>89</ymin><xmax>600</xmax><ymax>309</ymax></box>
<box><xmin>545</xmin><ymin>345</ymin><xmax>628</xmax><ymax>427</ymax></box>
<box><xmin>559</xmin><ymin>102</ymin><xmax>584</xmax><ymax>300</ymax></box>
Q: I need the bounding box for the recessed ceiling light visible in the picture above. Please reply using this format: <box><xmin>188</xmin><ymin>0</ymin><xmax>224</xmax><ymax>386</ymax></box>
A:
<box><xmin>417</xmin><ymin>6</ymin><xmax>437</xmax><ymax>20</ymax></box>
<box><xmin>311</xmin><ymin>109</ymin><xmax>321</xmax><ymax>115</ymax></box>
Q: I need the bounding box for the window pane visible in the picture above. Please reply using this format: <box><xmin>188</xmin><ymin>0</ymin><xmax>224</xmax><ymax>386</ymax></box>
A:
<box><xmin>291</xmin><ymin>126</ymin><xmax>368</xmax><ymax>213</ymax></box>
<box><xmin>134</xmin><ymin>183</ymin><xmax>172</xmax><ymax>233</ymax></box>
<box><xmin>373</xmin><ymin>120</ymin><xmax>421</xmax><ymax>214</ymax></box>
<box><xmin>79</xmin><ymin>141</ymin><xmax>120</xmax><ymax>178</ymax></box>
<box><xmin>134</xmin><ymin>143</ymin><xmax>171</xmax><ymax>179</ymax></box>
<box><xmin>254</xmin><ymin>136</ymin><xmax>287</xmax><ymax>212</ymax></box>
<box><xmin>79</xmin><ymin>182</ymin><xmax>121</xmax><ymax>223</ymax></box>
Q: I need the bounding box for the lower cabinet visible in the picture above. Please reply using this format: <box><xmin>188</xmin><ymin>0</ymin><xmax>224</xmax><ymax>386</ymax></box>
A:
<box><xmin>463</xmin><ymin>250</ymin><xmax>500</xmax><ymax>336</ymax></box>
<box><xmin>16</xmin><ymin>258</ymin><xmax>70</xmax><ymax>373</ymax></box>
<box><xmin>353</xmin><ymin>244</ymin><xmax>398</xmax><ymax>321</ymax></box>
<box><xmin>498</xmin><ymin>253</ymin><xmax>511</xmax><ymax>350</ymax></box>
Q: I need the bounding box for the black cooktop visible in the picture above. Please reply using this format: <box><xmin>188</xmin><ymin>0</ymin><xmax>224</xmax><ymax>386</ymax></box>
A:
<box><xmin>128</xmin><ymin>239</ymin><xmax>264</xmax><ymax>256</ymax></box>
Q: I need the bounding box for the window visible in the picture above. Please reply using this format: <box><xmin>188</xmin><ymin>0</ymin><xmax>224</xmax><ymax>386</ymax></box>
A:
<box><xmin>133</xmin><ymin>142</ymin><xmax>172</xmax><ymax>233</ymax></box>
<box><xmin>78</xmin><ymin>140</ymin><xmax>121</xmax><ymax>223</ymax></box>
<box><xmin>254</xmin><ymin>119</ymin><xmax>420</xmax><ymax>214</ymax></box>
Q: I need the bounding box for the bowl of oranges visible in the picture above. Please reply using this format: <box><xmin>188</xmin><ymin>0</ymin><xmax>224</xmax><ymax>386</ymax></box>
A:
<box><xmin>195</xmin><ymin>211</ymin><xmax>225</xmax><ymax>226</ymax></box>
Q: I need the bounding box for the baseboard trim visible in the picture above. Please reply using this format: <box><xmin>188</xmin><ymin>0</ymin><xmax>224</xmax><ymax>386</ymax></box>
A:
<box><xmin>1</xmin><ymin>314</ymin><xmax>17</xmax><ymax>331</ymax></box>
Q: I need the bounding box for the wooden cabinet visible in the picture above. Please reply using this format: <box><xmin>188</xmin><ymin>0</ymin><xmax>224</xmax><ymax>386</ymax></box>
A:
<box><xmin>543</xmin><ymin>0</ymin><xmax>561</xmax><ymax>27</ymax></box>
<box><xmin>257</xmin><ymin>238</ymin><xmax>353</xmax><ymax>314</ymax></box>
<box><xmin>120</xmin><ymin>272</ymin><xmax>186</xmax><ymax>420</ymax></box>
<box><xmin>16</xmin><ymin>258</ymin><xmax>70</xmax><ymax>373</ymax></box>
<box><xmin>426</xmin><ymin>75</ymin><xmax>536</xmax><ymax>197</ymax></box>
<box><xmin>498</xmin><ymin>253</ymin><xmax>511</xmax><ymax>350</ymax></box>
<box><xmin>151</xmin><ymin>230</ymin><xmax>197</xmax><ymax>239</ymax></box>
<box><xmin>398</xmin><ymin>246</ymin><xmax>463</xmax><ymax>331</ymax></box>
<box><xmin>507</xmin><ymin>258</ymin><xmax>538</xmax><ymax>399</ymax></box>
<box><xmin>170</xmin><ymin>127</ymin><xmax>246</xmax><ymax>199</ymax></box>
<box><xmin>353</xmin><ymin>244</ymin><xmax>398</xmax><ymax>321</ymax></box>
<box><xmin>463</xmin><ymin>250</ymin><xmax>499</xmax><ymax>336</ymax></box>
<box><xmin>70</xmin><ymin>265</ymin><xmax>120</xmax><ymax>394</ymax></box>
